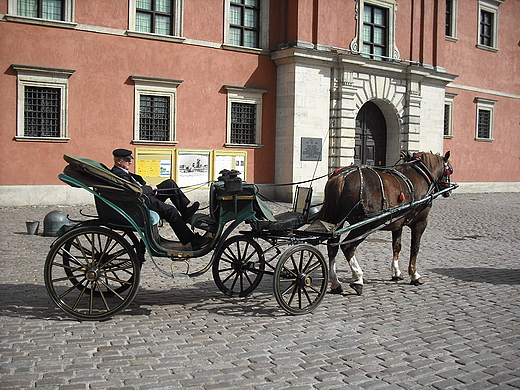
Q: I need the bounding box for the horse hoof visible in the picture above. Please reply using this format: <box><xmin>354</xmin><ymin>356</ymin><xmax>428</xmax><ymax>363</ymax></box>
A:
<box><xmin>391</xmin><ymin>276</ymin><xmax>404</xmax><ymax>281</ymax></box>
<box><xmin>410</xmin><ymin>279</ymin><xmax>423</xmax><ymax>286</ymax></box>
<box><xmin>349</xmin><ymin>283</ymin><xmax>363</xmax><ymax>295</ymax></box>
<box><xmin>330</xmin><ymin>286</ymin><xmax>343</xmax><ymax>294</ymax></box>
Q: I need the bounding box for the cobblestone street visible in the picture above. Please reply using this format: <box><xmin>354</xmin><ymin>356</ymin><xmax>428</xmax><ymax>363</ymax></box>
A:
<box><xmin>1</xmin><ymin>192</ymin><xmax>519</xmax><ymax>389</ymax></box>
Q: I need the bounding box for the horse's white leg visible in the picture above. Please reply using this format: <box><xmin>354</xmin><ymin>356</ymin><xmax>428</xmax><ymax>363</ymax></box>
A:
<box><xmin>342</xmin><ymin>244</ymin><xmax>364</xmax><ymax>295</ymax></box>
<box><xmin>391</xmin><ymin>228</ymin><xmax>404</xmax><ymax>281</ymax></box>
<box><xmin>327</xmin><ymin>240</ymin><xmax>343</xmax><ymax>294</ymax></box>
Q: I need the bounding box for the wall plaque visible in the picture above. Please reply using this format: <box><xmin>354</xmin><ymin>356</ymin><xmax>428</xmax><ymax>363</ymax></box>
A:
<box><xmin>301</xmin><ymin>137</ymin><xmax>322</xmax><ymax>161</ymax></box>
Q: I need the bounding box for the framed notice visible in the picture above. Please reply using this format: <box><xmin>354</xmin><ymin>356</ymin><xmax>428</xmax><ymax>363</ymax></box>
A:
<box><xmin>135</xmin><ymin>147</ymin><xmax>175</xmax><ymax>185</ymax></box>
<box><xmin>300</xmin><ymin>137</ymin><xmax>322</xmax><ymax>161</ymax></box>
<box><xmin>176</xmin><ymin>150</ymin><xmax>211</xmax><ymax>188</ymax></box>
<box><xmin>213</xmin><ymin>150</ymin><xmax>247</xmax><ymax>181</ymax></box>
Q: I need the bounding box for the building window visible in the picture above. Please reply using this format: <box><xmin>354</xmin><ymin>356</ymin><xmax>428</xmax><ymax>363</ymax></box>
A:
<box><xmin>445</xmin><ymin>0</ymin><xmax>458</xmax><ymax>39</ymax></box>
<box><xmin>7</xmin><ymin>0</ymin><xmax>74</xmax><ymax>24</ymax></box>
<box><xmin>17</xmin><ymin>0</ymin><xmax>64</xmax><ymax>20</ymax></box>
<box><xmin>225</xmin><ymin>85</ymin><xmax>267</xmax><ymax>147</ymax></box>
<box><xmin>131</xmin><ymin>76</ymin><xmax>182</xmax><ymax>145</ymax></box>
<box><xmin>474</xmin><ymin>97</ymin><xmax>496</xmax><ymax>141</ymax></box>
<box><xmin>477</xmin><ymin>1</ymin><xmax>500</xmax><ymax>51</ymax></box>
<box><xmin>13</xmin><ymin>64</ymin><xmax>74</xmax><ymax>142</ymax></box>
<box><xmin>128</xmin><ymin>0</ymin><xmax>183</xmax><ymax>37</ymax></box>
<box><xmin>229</xmin><ymin>0</ymin><xmax>259</xmax><ymax>48</ymax></box>
<box><xmin>351</xmin><ymin>1</ymin><xmax>399</xmax><ymax>61</ymax></box>
<box><xmin>444</xmin><ymin>93</ymin><xmax>456</xmax><ymax>138</ymax></box>
<box><xmin>224</xmin><ymin>0</ymin><xmax>269</xmax><ymax>51</ymax></box>
<box><xmin>139</xmin><ymin>95</ymin><xmax>170</xmax><ymax>141</ymax></box>
<box><xmin>231</xmin><ymin>102</ymin><xmax>256</xmax><ymax>144</ymax></box>
<box><xmin>362</xmin><ymin>4</ymin><xmax>387</xmax><ymax>60</ymax></box>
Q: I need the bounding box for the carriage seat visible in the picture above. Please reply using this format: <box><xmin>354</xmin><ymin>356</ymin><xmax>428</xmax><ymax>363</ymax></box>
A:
<box><xmin>253</xmin><ymin>187</ymin><xmax>316</xmax><ymax>232</ymax></box>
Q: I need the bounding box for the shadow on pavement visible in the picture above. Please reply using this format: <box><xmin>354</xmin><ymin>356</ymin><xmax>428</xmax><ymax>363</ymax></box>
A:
<box><xmin>429</xmin><ymin>267</ymin><xmax>520</xmax><ymax>285</ymax></box>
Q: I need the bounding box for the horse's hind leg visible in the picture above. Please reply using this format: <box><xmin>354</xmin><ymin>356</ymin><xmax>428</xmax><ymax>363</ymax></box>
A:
<box><xmin>327</xmin><ymin>238</ymin><xmax>343</xmax><ymax>294</ymax></box>
<box><xmin>391</xmin><ymin>228</ymin><xmax>404</xmax><ymax>281</ymax></box>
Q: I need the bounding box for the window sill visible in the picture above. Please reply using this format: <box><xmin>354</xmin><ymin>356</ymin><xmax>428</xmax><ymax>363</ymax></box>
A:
<box><xmin>444</xmin><ymin>135</ymin><xmax>454</xmax><ymax>139</ymax></box>
<box><xmin>126</xmin><ymin>30</ymin><xmax>186</xmax><ymax>43</ymax></box>
<box><xmin>221</xmin><ymin>44</ymin><xmax>269</xmax><ymax>55</ymax></box>
<box><xmin>474</xmin><ymin>137</ymin><xmax>494</xmax><ymax>142</ymax></box>
<box><xmin>4</xmin><ymin>15</ymin><xmax>77</xmax><ymax>29</ymax></box>
<box><xmin>132</xmin><ymin>140</ymin><xmax>179</xmax><ymax>146</ymax></box>
<box><xmin>445</xmin><ymin>36</ymin><xmax>458</xmax><ymax>43</ymax></box>
<box><xmin>15</xmin><ymin>136</ymin><xmax>70</xmax><ymax>143</ymax></box>
<box><xmin>476</xmin><ymin>44</ymin><xmax>499</xmax><ymax>53</ymax></box>
<box><xmin>225</xmin><ymin>143</ymin><xmax>263</xmax><ymax>149</ymax></box>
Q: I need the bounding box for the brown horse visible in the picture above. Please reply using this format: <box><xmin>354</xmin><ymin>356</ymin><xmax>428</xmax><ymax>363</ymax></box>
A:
<box><xmin>316</xmin><ymin>151</ymin><xmax>453</xmax><ymax>295</ymax></box>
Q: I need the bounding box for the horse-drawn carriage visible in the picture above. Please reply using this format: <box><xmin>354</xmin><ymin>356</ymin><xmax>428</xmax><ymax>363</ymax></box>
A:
<box><xmin>44</xmin><ymin>152</ymin><xmax>456</xmax><ymax>320</ymax></box>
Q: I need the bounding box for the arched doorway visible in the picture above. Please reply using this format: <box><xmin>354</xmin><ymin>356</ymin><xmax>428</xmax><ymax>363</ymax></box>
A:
<box><xmin>355</xmin><ymin>101</ymin><xmax>387</xmax><ymax>166</ymax></box>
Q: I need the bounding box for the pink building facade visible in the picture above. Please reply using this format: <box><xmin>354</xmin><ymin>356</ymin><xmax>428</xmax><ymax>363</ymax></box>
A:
<box><xmin>1</xmin><ymin>0</ymin><xmax>518</xmax><ymax>206</ymax></box>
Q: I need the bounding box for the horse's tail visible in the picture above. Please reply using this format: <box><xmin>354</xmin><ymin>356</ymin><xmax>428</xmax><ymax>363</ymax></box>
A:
<box><xmin>315</xmin><ymin>173</ymin><xmax>346</xmax><ymax>223</ymax></box>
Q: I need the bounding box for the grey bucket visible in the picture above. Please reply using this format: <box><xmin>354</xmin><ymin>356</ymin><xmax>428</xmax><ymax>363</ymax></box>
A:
<box><xmin>26</xmin><ymin>220</ymin><xmax>40</xmax><ymax>235</ymax></box>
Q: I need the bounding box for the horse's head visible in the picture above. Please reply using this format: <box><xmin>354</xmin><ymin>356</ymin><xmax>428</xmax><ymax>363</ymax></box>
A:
<box><xmin>401</xmin><ymin>151</ymin><xmax>454</xmax><ymax>197</ymax></box>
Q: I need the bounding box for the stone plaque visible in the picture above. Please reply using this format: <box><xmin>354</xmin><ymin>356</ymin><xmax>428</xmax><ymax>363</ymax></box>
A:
<box><xmin>300</xmin><ymin>137</ymin><xmax>322</xmax><ymax>161</ymax></box>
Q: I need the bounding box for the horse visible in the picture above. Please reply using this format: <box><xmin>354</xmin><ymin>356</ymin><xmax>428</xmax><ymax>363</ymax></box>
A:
<box><xmin>315</xmin><ymin>151</ymin><xmax>453</xmax><ymax>295</ymax></box>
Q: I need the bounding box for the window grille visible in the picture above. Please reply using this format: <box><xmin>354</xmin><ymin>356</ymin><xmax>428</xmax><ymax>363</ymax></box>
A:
<box><xmin>477</xmin><ymin>109</ymin><xmax>491</xmax><ymax>139</ymax></box>
<box><xmin>231</xmin><ymin>102</ymin><xmax>256</xmax><ymax>144</ymax></box>
<box><xmin>18</xmin><ymin>0</ymin><xmax>64</xmax><ymax>20</ymax></box>
<box><xmin>229</xmin><ymin>0</ymin><xmax>260</xmax><ymax>48</ymax></box>
<box><xmin>362</xmin><ymin>4</ymin><xmax>387</xmax><ymax>61</ymax></box>
<box><xmin>136</xmin><ymin>0</ymin><xmax>173</xmax><ymax>35</ymax></box>
<box><xmin>444</xmin><ymin>104</ymin><xmax>450</xmax><ymax>136</ymax></box>
<box><xmin>479</xmin><ymin>10</ymin><xmax>493</xmax><ymax>47</ymax></box>
<box><xmin>139</xmin><ymin>95</ymin><xmax>170</xmax><ymax>141</ymax></box>
<box><xmin>24</xmin><ymin>86</ymin><xmax>61</xmax><ymax>137</ymax></box>
<box><xmin>446</xmin><ymin>0</ymin><xmax>453</xmax><ymax>36</ymax></box>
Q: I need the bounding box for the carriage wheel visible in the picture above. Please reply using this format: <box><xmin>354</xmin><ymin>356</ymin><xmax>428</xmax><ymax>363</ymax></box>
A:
<box><xmin>212</xmin><ymin>235</ymin><xmax>265</xmax><ymax>297</ymax></box>
<box><xmin>44</xmin><ymin>226</ymin><xmax>140</xmax><ymax>321</ymax></box>
<box><xmin>273</xmin><ymin>244</ymin><xmax>328</xmax><ymax>315</ymax></box>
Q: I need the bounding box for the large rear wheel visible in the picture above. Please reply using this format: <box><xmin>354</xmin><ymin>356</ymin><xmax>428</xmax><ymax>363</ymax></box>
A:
<box><xmin>273</xmin><ymin>244</ymin><xmax>328</xmax><ymax>315</ymax></box>
<box><xmin>44</xmin><ymin>226</ymin><xmax>140</xmax><ymax>321</ymax></box>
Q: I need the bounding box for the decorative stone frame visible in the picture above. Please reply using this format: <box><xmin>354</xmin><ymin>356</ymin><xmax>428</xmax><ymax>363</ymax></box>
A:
<box><xmin>127</xmin><ymin>0</ymin><xmax>184</xmax><ymax>42</ymax></box>
<box><xmin>5</xmin><ymin>0</ymin><xmax>76</xmax><ymax>28</ymax></box>
<box><xmin>477</xmin><ymin>0</ymin><xmax>503</xmax><ymax>52</ymax></box>
<box><xmin>131</xmin><ymin>75</ymin><xmax>182</xmax><ymax>145</ymax></box>
<box><xmin>474</xmin><ymin>97</ymin><xmax>497</xmax><ymax>142</ymax></box>
<box><xmin>223</xmin><ymin>0</ymin><xmax>270</xmax><ymax>53</ymax></box>
<box><xmin>444</xmin><ymin>93</ymin><xmax>457</xmax><ymax>138</ymax></box>
<box><xmin>224</xmin><ymin>85</ymin><xmax>267</xmax><ymax>148</ymax></box>
<box><xmin>13</xmin><ymin>64</ymin><xmax>75</xmax><ymax>142</ymax></box>
<box><xmin>350</xmin><ymin>0</ymin><xmax>400</xmax><ymax>61</ymax></box>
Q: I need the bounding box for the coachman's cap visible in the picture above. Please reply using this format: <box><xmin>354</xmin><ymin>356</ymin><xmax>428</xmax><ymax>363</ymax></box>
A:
<box><xmin>113</xmin><ymin>149</ymin><xmax>133</xmax><ymax>159</ymax></box>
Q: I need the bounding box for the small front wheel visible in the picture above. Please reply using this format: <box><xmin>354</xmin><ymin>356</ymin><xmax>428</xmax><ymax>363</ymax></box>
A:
<box><xmin>273</xmin><ymin>244</ymin><xmax>328</xmax><ymax>315</ymax></box>
<box><xmin>44</xmin><ymin>226</ymin><xmax>140</xmax><ymax>321</ymax></box>
<box><xmin>212</xmin><ymin>235</ymin><xmax>265</xmax><ymax>297</ymax></box>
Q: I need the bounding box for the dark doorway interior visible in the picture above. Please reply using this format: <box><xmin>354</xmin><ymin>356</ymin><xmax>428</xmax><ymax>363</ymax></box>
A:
<box><xmin>355</xmin><ymin>101</ymin><xmax>387</xmax><ymax>166</ymax></box>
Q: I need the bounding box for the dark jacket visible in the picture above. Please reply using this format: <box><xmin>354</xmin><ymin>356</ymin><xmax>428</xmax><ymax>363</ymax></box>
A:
<box><xmin>111</xmin><ymin>166</ymin><xmax>154</xmax><ymax>195</ymax></box>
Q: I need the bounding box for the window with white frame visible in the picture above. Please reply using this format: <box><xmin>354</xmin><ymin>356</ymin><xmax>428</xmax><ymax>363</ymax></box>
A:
<box><xmin>131</xmin><ymin>76</ymin><xmax>182</xmax><ymax>144</ymax></box>
<box><xmin>444</xmin><ymin>93</ymin><xmax>456</xmax><ymax>138</ymax></box>
<box><xmin>13</xmin><ymin>64</ymin><xmax>74</xmax><ymax>142</ymax></box>
<box><xmin>477</xmin><ymin>0</ymin><xmax>502</xmax><ymax>51</ymax></box>
<box><xmin>128</xmin><ymin>0</ymin><xmax>183</xmax><ymax>37</ymax></box>
<box><xmin>7</xmin><ymin>0</ymin><xmax>74</xmax><ymax>23</ymax></box>
<box><xmin>445</xmin><ymin>0</ymin><xmax>458</xmax><ymax>39</ymax></box>
<box><xmin>351</xmin><ymin>0</ymin><xmax>399</xmax><ymax>61</ymax></box>
<box><xmin>225</xmin><ymin>86</ymin><xmax>266</xmax><ymax>147</ymax></box>
<box><xmin>474</xmin><ymin>97</ymin><xmax>496</xmax><ymax>141</ymax></box>
<box><xmin>224</xmin><ymin>0</ymin><xmax>269</xmax><ymax>51</ymax></box>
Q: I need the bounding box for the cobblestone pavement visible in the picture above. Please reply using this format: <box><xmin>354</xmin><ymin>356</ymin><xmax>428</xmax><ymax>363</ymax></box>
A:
<box><xmin>1</xmin><ymin>192</ymin><xmax>519</xmax><ymax>389</ymax></box>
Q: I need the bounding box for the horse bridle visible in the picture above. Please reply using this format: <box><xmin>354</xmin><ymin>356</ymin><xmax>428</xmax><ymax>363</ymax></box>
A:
<box><xmin>402</xmin><ymin>152</ymin><xmax>453</xmax><ymax>196</ymax></box>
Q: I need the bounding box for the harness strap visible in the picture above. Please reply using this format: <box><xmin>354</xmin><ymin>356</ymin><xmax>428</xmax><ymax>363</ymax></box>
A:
<box><xmin>365</xmin><ymin>166</ymin><xmax>387</xmax><ymax>209</ymax></box>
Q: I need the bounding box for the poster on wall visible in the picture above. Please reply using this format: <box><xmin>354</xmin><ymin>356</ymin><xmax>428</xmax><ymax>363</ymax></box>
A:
<box><xmin>213</xmin><ymin>151</ymin><xmax>247</xmax><ymax>181</ymax></box>
<box><xmin>177</xmin><ymin>150</ymin><xmax>211</xmax><ymax>188</ymax></box>
<box><xmin>135</xmin><ymin>148</ymin><xmax>174</xmax><ymax>186</ymax></box>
